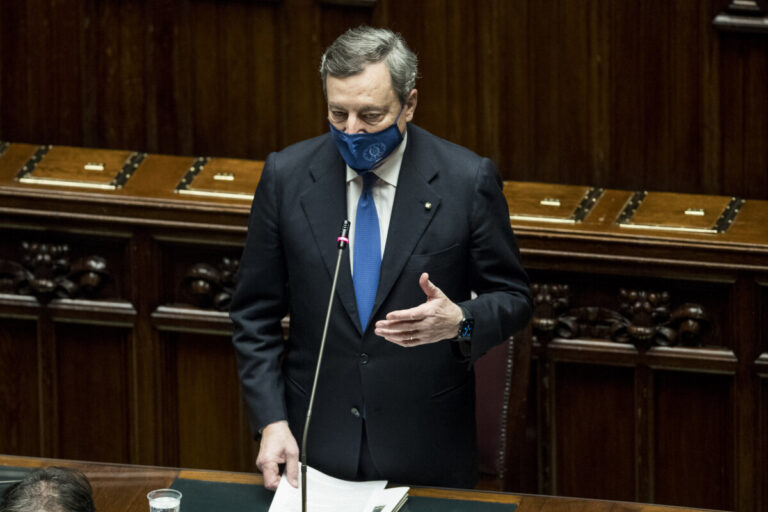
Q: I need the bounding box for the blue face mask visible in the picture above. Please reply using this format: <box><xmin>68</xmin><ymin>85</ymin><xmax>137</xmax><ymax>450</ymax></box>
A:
<box><xmin>329</xmin><ymin>108</ymin><xmax>404</xmax><ymax>173</ymax></box>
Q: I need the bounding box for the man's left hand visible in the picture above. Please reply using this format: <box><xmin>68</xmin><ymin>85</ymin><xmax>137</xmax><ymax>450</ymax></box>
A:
<box><xmin>375</xmin><ymin>272</ymin><xmax>462</xmax><ymax>346</ymax></box>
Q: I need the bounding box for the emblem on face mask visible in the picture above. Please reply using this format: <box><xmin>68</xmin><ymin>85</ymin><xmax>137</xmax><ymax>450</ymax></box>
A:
<box><xmin>363</xmin><ymin>143</ymin><xmax>387</xmax><ymax>162</ymax></box>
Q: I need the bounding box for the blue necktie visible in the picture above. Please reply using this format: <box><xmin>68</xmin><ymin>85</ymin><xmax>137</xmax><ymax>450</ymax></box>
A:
<box><xmin>353</xmin><ymin>172</ymin><xmax>381</xmax><ymax>330</ymax></box>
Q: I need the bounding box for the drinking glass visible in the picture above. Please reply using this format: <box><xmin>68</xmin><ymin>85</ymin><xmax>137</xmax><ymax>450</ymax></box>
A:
<box><xmin>147</xmin><ymin>488</ymin><xmax>182</xmax><ymax>512</ymax></box>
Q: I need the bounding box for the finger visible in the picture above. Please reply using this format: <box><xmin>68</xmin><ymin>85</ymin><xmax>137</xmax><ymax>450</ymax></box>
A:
<box><xmin>384</xmin><ymin>303</ymin><xmax>431</xmax><ymax>322</ymax></box>
<box><xmin>377</xmin><ymin>327</ymin><xmax>419</xmax><ymax>343</ymax></box>
<box><xmin>375</xmin><ymin>318</ymin><xmax>431</xmax><ymax>342</ymax></box>
<box><xmin>419</xmin><ymin>272</ymin><xmax>445</xmax><ymax>300</ymax></box>
<box><xmin>260</xmin><ymin>461</ymin><xmax>281</xmax><ymax>490</ymax></box>
<box><xmin>284</xmin><ymin>451</ymin><xmax>299</xmax><ymax>488</ymax></box>
<box><xmin>387</xmin><ymin>335</ymin><xmax>432</xmax><ymax>348</ymax></box>
<box><xmin>375</xmin><ymin>320</ymin><xmax>424</xmax><ymax>338</ymax></box>
<box><xmin>379</xmin><ymin>321</ymin><xmax>442</xmax><ymax>345</ymax></box>
<box><xmin>375</xmin><ymin>316</ymin><xmax>421</xmax><ymax>332</ymax></box>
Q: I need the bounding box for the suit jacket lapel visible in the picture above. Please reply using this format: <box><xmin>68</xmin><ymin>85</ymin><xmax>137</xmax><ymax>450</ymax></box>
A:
<box><xmin>371</xmin><ymin>130</ymin><xmax>441</xmax><ymax>323</ymax></box>
<box><xmin>299</xmin><ymin>140</ymin><xmax>361</xmax><ymax>333</ymax></box>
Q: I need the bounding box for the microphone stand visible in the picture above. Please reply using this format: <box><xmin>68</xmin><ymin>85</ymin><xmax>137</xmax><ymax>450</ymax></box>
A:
<box><xmin>301</xmin><ymin>220</ymin><xmax>350</xmax><ymax>512</ymax></box>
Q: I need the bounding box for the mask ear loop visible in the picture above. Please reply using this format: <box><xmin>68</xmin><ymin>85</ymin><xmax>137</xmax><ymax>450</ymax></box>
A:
<box><xmin>394</xmin><ymin>104</ymin><xmax>405</xmax><ymax>124</ymax></box>
<box><xmin>390</xmin><ymin>104</ymin><xmax>406</xmax><ymax>138</ymax></box>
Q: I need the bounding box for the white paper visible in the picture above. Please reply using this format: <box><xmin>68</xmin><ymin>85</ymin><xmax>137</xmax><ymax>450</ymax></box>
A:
<box><xmin>268</xmin><ymin>465</ymin><xmax>408</xmax><ymax>512</ymax></box>
<box><xmin>362</xmin><ymin>487</ymin><xmax>410</xmax><ymax>512</ymax></box>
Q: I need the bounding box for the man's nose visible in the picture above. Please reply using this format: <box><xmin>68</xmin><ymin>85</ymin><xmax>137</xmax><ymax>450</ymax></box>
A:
<box><xmin>345</xmin><ymin>115</ymin><xmax>367</xmax><ymax>134</ymax></box>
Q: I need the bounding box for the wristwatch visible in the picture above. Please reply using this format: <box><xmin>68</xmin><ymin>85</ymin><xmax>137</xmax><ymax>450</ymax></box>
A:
<box><xmin>457</xmin><ymin>307</ymin><xmax>474</xmax><ymax>340</ymax></box>
<box><xmin>451</xmin><ymin>306</ymin><xmax>474</xmax><ymax>360</ymax></box>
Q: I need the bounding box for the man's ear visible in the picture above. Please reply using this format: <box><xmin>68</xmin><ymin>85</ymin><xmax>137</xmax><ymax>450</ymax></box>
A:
<box><xmin>405</xmin><ymin>89</ymin><xmax>418</xmax><ymax>122</ymax></box>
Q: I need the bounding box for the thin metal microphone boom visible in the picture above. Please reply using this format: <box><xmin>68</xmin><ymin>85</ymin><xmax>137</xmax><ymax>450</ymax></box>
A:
<box><xmin>301</xmin><ymin>219</ymin><xmax>350</xmax><ymax>512</ymax></box>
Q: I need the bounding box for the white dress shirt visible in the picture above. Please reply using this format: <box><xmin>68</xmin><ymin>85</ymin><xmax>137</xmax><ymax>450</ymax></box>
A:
<box><xmin>345</xmin><ymin>132</ymin><xmax>408</xmax><ymax>272</ymax></box>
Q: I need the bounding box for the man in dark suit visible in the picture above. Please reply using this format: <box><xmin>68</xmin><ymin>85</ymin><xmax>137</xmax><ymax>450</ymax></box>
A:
<box><xmin>230</xmin><ymin>26</ymin><xmax>531</xmax><ymax>491</ymax></box>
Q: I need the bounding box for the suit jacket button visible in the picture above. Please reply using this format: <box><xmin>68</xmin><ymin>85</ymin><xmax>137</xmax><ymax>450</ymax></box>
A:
<box><xmin>350</xmin><ymin>407</ymin><xmax>361</xmax><ymax>418</ymax></box>
<box><xmin>360</xmin><ymin>353</ymin><xmax>369</xmax><ymax>365</ymax></box>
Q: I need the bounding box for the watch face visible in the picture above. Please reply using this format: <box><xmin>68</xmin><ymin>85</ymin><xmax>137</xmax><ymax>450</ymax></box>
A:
<box><xmin>460</xmin><ymin>318</ymin><xmax>474</xmax><ymax>338</ymax></box>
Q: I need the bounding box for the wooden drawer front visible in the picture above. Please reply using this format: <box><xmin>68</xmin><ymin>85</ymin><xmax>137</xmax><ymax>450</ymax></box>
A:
<box><xmin>175</xmin><ymin>157</ymin><xmax>263</xmax><ymax>200</ymax></box>
<box><xmin>505</xmin><ymin>181</ymin><xmax>603</xmax><ymax>224</ymax></box>
<box><xmin>15</xmin><ymin>145</ymin><xmax>145</xmax><ymax>190</ymax></box>
<box><xmin>617</xmin><ymin>191</ymin><xmax>744</xmax><ymax>234</ymax></box>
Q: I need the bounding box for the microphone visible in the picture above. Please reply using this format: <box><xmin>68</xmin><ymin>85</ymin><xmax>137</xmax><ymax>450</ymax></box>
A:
<box><xmin>301</xmin><ymin>219</ymin><xmax>350</xmax><ymax>512</ymax></box>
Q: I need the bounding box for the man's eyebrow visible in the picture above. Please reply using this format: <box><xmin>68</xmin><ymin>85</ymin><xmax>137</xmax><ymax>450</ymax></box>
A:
<box><xmin>327</xmin><ymin>103</ymin><xmax>386</xmax><ymax>113</ymax></box>
<box><xmin>358</xmin><ymin>106</ymin><xmax>386</xmax><ymax>113</ymax></box>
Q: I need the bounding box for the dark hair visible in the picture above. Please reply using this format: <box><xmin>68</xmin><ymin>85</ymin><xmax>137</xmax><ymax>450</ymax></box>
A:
<box><xmin>0</xmin><ymin>467</ymin><xmax>95</xmax><ymax>512</ymax></box>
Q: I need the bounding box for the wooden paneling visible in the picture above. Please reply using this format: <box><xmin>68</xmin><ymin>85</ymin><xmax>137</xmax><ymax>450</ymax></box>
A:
<box><xmin>718</xmin><ymin>33</ymin><xmax>768</xmax><ymax>198</ymax></box>
<box><xmin>513</xmin><ymin>207</ymin><xmax>767</xmax><ymax>512</ymax></box>
<box><xmin>761</xmin><ymin>284</ymin><xmax>768</xmax><ymax>358</ymax></box>
<box><xmin>759</xmin><ymin>285</ymin><xmax>768</xmax><ymax>512</ymax></box>
<box><xmin>1</xmin><ymin>0</ymin><xmax>767</xmax><ymax>198</ymax></box>
<box><xmin>54</xmin><ymin>322</ymin><xmax>132</xmax><ymax>464</ymax></box>
<box><xmin>526</xmin><ymin>269</ymin><xmax>738</xmax><ymax>505</ymax></box>
<box><xmin>0</xmin><ymin>317</ymin><xmax>40</xmax><ymax>456</ymax></box>
<box><xmin>3</xmin><ymin>148</ymin><xmax>768</xmax><ymax>510</ymax></box>
<box><xmin>761</xmin><ymin>376</ymin><xmax>768</xmax><ymax>512</ymax></box>
<box><xmin>653</xmin><ymin>371</ymin><xmax>734</xmax><ymax>510</ymax></box>
<box><xmin>553</xmin><ymin>363</ymin><xmax>636</xmax><ymax>501</ymax></box>
<box><xmin>168</xmin><ymin>331</ymin><xmax>253</xmax><ymax>471</ymax></box>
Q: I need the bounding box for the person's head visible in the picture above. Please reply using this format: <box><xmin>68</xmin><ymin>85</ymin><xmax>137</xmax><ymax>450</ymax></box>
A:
<box><xmin>0</xmin><ymin>467</ymin><xmax>95</xmax><ymax>512</ymax></box>
<box><xmin>320</xmin><ymin>26</ymin><xmax>418</xmax><ymax>135</ymax></box>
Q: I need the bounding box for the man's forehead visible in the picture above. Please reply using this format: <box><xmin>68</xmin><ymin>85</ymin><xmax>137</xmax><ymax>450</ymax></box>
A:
<box><xmin>326</xmin><ymin>62</ymin><xmax>397</xmax><ymax>101</ymax></box>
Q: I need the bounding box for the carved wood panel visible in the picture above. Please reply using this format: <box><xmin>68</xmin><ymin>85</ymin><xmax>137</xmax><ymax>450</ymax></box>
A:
<box><xmin>158</xmin><ymin>240</ymin><xmax>241</xmax><ymax>311</ymax></box>
<box><xmin>524</xmin><ymin>267</ymin><xmax>744</xmax><ymax>508</ymax></box>
<box><xmin>178</xmin><ymin>256</ymin><xmax>239</xmax><ymax>311</ymax></box>
<box><xmin>527</xmin><ymin>272</ymin><xmax>731</xmax><ymax>353</ymax></box>
<box><xmin>0</xmin><ymin>233</ymin><xmax>124</xmax><ymax>303</ymax></box>
<box><xmin>0</xmin><ymin>227</ymin><xmax>138</xmax><ymax>465</ymax></box>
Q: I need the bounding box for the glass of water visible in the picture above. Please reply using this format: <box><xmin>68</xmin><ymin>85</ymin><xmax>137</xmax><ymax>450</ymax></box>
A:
<box><xmin>147</xmin><ymin>488</ymin><xmax>182</xmax><ymax>512</ymax></box>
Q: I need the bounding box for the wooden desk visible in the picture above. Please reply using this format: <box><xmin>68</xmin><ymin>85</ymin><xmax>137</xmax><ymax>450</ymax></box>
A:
<box><xmin>0</xmin><ymin>455</ymin><xmax>723</xmax><ymax>512</ymax></box>
<box><xmin>2</xmin><ymin>143</ymin><xmax>766</xmax><ymax>510</ymax></box>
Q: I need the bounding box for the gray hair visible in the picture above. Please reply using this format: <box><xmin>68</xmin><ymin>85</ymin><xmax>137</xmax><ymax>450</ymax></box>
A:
<box><xmin>320</xmin><ymin>26</ymin><xmax>418</xmax><ymax>105</ymax></box>
<box><xmin>0</xmin><ymin>467</ymin><xmax>95</xmax><ymax>512</ymax></box>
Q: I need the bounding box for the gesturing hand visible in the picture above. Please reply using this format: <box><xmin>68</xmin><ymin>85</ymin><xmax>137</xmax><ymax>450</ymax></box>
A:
<box><xmin>256</xmin><ymin>420</ymin><xmax>299</xmax><ymax>490</ymax></box>
<box><xmin>375</xmin><ymin>272</ymin><xmax>462</xmax><ymax>346</ymax></box>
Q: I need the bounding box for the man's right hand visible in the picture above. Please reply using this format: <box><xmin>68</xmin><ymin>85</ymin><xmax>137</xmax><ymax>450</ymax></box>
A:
<box><xmin>257</xmin><ymin>420</ymin><xmax>299</xmax><ymax>490</ymax></box>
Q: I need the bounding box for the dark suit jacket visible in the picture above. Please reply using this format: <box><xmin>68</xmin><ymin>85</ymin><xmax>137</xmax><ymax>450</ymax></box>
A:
<box><xmin>230</xmin><ymin>124</ymin><xmax>531</xmax><ymax>488</ymax></box>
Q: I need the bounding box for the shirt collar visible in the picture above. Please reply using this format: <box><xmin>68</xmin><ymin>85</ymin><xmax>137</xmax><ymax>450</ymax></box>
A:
<box><xmin>345</xmin><ymin>130</ymin><xmax>408</xmax><ymax>187</ymax></box>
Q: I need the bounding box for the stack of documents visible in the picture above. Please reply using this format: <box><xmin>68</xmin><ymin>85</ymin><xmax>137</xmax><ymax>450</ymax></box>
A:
<box><xmin>268</xmin><ymin>465</ymin><xmax>408</xmax><ymax>512</ymax></box>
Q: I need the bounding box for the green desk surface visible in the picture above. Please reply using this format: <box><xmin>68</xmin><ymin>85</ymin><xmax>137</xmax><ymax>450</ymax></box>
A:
<box><xmin>0</xmin><ymin>466</ymin><xmax>32</xmax><ymax>488</ymax></box>
<box><xmin>171</xmin><ymin>477</ymin><xmax>273</xmax><ymax>511</ymax></box>
<box><xmin>0</xmin><ymin>466</ymin><xmax>32</xmax><ymax>496</ymax></box>
<box><xmin>170</xmin><ymin>477</ymin><xmax>517</xmax><ymax>512</ymax></box>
